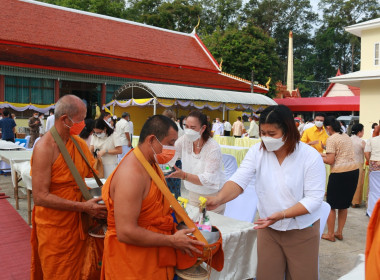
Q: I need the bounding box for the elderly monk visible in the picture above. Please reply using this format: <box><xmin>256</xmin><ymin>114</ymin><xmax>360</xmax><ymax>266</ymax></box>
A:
<box><xmin>31</xmin><ymin>95</ymin><xmax>107</xmax><ymax>279</ymax></box>
<box><xmin>101</xmin><ymin>115</ymin><xmax>204</xmax><ymax>279</ymax></box>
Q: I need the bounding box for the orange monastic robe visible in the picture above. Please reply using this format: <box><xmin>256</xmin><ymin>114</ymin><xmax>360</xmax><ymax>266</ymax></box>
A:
<box><xmin>101</xmin><ymin>151</ymin><xmax>176</xmax><ymax>280</ymax></box>
<box><xmin>366</xmin><ymin>198</ymin><xmax>380</xmax><ymax>279</ymax></box>
<box><xmin>31</xmin><ymin>136</ymin><xmax>95</xmax><ymax>280</ymax></box>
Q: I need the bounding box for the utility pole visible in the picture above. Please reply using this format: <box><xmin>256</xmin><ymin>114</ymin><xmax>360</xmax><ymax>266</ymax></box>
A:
<box><xmin>251</xmin><ymin>70</ymin><xmax>254</xmax><ymax>93</ymax></box>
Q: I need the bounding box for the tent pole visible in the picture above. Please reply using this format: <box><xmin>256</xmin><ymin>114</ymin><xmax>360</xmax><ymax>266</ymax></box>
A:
<box><xmin>222</xmin><ymin>104</ymin><xmax>226</xmax><ymax>120</ymax></box>
<box><xmin>153</xmin><ymin>98</ymin><xmax>157</xmax><ymax>115</ymax></box>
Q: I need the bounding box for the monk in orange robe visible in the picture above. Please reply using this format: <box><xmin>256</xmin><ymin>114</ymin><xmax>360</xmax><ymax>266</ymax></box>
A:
<box><xmin>101</xmin><ymin>115</ymin><xmax>203</xmax><ymax>280</ymax></box>
<box><xmin>366</xmin><ymin>198</ymin><xmax>380</xmax><ymax>279</ymax></box>
<box><xmin>31</xmin><ymin>95</ymin><xmax>107</xmax><ymax>279</ymax></box>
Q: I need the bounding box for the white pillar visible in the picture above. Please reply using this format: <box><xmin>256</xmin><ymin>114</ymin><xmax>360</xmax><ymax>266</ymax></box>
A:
<box><xmin>222</xmin><ymin>104</ymin><xmax>226</xmax><ymax>120</ymax></box>
<box><xmin>153</xmin><ymin>98</ymin><xmax>157</xmax><ymax>115</ymax></box>
<box><xmin>287</xmin><ymin>31</ymin><xmax>294</xmax><ymax>95</ymax></box>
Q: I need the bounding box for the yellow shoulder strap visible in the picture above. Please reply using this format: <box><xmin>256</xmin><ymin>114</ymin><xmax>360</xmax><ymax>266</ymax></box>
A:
<box><xmin>133</xmin><ymin>146</ymin><xmax>208</xmax><ymax>244</ymax></box>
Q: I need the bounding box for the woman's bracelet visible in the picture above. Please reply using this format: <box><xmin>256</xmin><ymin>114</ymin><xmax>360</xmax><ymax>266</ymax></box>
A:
<box><xmin>183</xmin><ymin>172</ymin><xmax>187</xmax><ymax>181</ymax></box>
<box><xmin>282</xmin><ymin>210</ymin><xmax>286</xmax><ymax>220</ymax></box>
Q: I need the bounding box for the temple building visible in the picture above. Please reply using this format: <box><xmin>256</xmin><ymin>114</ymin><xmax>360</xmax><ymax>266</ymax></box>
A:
<box><xmin>1</xmin><ymin>0</ymin><xmax>275</xmax><ymax>134</ymax></box>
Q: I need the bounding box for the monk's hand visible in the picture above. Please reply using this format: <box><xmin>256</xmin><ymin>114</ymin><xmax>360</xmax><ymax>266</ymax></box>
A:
<box><xmin>165</xmin><ymin>166</ymin><xmax>183</xmax><ymax>179</ymax></box>
<box><xmin>254</xmin><ymin>211</ymin><xmax>283</xmax><ymax>229</ymax></box>
<box><xmin>206</xmin><ymin>196</ymin><xmax>221</xmax><ymax>211</ymax></box>
<box><xmin>172</xmin><ymin>228</ymin><xmax>205</xmax><ymax>257</ymax></box>
<box><xmin>84</xmin><ymin>197</ymin><xmax>107</xmax><ymax>219</ymax></box>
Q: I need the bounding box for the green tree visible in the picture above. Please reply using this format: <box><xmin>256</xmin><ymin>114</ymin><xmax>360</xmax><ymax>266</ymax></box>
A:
<box><xmin>38</xmin><ymin>0</ymin><xmax>127</xmax><ymax>18</ymax></box>
<box><xmin>194</xmin><ymin>0</ymin><xmax>242</xmax><ymax>36</ymax></box>
<box><xmin>315</xmin><ymin>0</ymin><xmax>380</xmax><ymax>81</ymax></box>
<box><xmin>242</xmin><ymin>0</ymin><xmax>318</xmax><ymax>96</ymax></box>
<box><xmin>203</xmin><ymin>24</ymin><xmax>282</xmax><ymax>91</ymax></box>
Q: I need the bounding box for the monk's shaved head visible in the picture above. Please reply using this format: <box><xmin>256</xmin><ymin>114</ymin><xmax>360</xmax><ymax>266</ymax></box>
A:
<box><xmin>55</xmin><ymin>95</ymin><xmax>86</xmax><ymax>119</ymax></box>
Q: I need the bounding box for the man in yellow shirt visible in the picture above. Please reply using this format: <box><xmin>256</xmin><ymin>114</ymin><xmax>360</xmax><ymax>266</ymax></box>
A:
<box><xmin>301</xmin><ymin>113</ymin><xmax>329</xmax><ymax>153</ymax></box>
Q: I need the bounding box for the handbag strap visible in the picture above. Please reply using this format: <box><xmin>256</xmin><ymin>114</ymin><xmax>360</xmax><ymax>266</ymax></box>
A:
<box><xmin>70</xmin><ymin>136</ymin><xmax>103</xmax><ymax>188</ymax></box>
<box><xmin>50</xmin><ymin>126</ymin><xmax>92</xmax><ymax>201</ymax></box>
<box><xmin>133</xmin><ymin>146</ymin><xmax>208</xmax><ymax>245</ymax></box>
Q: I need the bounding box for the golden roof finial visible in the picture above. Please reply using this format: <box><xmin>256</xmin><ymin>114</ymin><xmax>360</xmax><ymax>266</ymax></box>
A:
<box><xmin>266</xmin><ymin>77</ymin><xmax>271</xmax><ymax>89</ymax></box>
<box><xmin>192</xmin><ymin>17</ymin><xmax>201</xmax><ymax>33</ymax></box>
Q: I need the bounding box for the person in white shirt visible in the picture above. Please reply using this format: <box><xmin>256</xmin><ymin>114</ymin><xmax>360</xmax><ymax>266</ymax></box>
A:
<box><xmin>162</xmin><ymin>109</ymin><xmax>184</xmax><ymax>138</ymax></box>
<box><xmin>129</xmin><ymin>119</ymin><xmax>134</xmax><ymax>142</ymax></box>
<box><xmin>302</xmin><ymin>119</ymin><xmax>315</xmax><ymax>133</ymax></box>
<box><xmin>167</xmin><ymin>110</ymin><xmax>225</xmax><ymax>214</ymax></box>
<box><xmin>211</xmin><ymin>117</ymin><xmax>224</xmax><ymax>136</ymax></box>
<box><xmin>90</xmin><ymin>119</ymin><xmax>122</xmax><ymax>178</ymax></box>
<box><xmin>207</xmin><ymin>105</ymin><xmax>325</xmax><ymax>279</ymax></box>
<box><xmin>115</xmin><ymin>112</ymin><xmax>132</xmax><ymax>162</ymax></box>
<box><xmin>247</xmin><ymin>116</ymin><xmax>259</xmax><ymax>138</ymax></box>
<box><xmin>298</xmin><ymin>118</ymin><xmax>305</xmax><ymax>134</ymax></box>
<box><xmin>45</xmin><ymin>111</ymin><xmax>55</xmax><ymax>132</ymax></box>
<box><xmin>223</xmin><ymin>120</ymin><xmax>231</xmax><ymax>136</ymax></box>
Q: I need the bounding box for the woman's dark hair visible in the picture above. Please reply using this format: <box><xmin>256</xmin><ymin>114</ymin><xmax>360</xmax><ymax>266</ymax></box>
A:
<box><xmin>179</xmin><ymin>116</ymin><xmax>186</xmax><ymax>130</ymax></box>
<box><xmin>188</xmin><ymin>110</ymin><xmax>211</xmax><ymax>142</ymax></box>
<box><xmin>259</xmin><ymin>105</ymin><xmax>300</xmax><ymax>155</ymax></box>
<box><xmin>79</xmin><ymin>119</ymin><xmax>95</xmax><ymax>139</ymax></box>
<box><xmin>351</xmin><ymin>123</ymin><xmax>364</xmax><ymax>135</ymax></box>
<box><xmin>94</xmin><ymin>118</ymin><xmax>114</xmax><ymax>136</ymax></box>
<box><xmin>372</xmin><ymin>123</ymin><xmax>378</xmax><ymax>129</ymax></box>
<box><xmin>323</xmin><ymin>116</ymin><xmax>342</xmax><ymax>134</ymax></box>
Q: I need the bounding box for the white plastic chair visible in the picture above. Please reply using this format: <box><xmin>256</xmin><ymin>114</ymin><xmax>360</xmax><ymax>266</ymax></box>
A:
<box><xmin>224</xmin><ymin>177</ymin><xmax>258</xmax><ymax>223</ymax></box>
<box><xmin>319</xmin><ymin>201</ymin><xmax>331</xmax><ymax>238</ymax></box>
<box><xmin>25</xmin><ymin>135</ymin><xmax>30</xmax><ymax>148</ymax></box>
<box><xmin>222</xmin><ymin>154</ymin><xmax>238</xmax><ymax>180</ymax></box>
<box><xmin>367</xmin><ymin>171</ymin><xmax>380</xmax><ymax>217</ymax></box>
<box><xmin>32</xmin><ymin>137</ymin><xmax>41</xmax><ymax>149</ymax></box>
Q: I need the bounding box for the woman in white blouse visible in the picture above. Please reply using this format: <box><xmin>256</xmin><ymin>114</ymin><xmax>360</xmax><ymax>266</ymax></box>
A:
<box><xmin>90</xmin><ymin>119</ymin><xmax>122</xmax><ymax>178</ymax></box>
<box><xmin>207</xmin><ymin>105</ymin><xmax>325</xmax><ymax>280</ymax></box>
<box><xmin>167</xmin><ymin>110</ymin><xmax>225</xmax><ymax>214</ymax></box>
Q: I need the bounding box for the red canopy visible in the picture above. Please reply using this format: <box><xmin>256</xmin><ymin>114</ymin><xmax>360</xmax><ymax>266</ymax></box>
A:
<box><xmin>274</xmin><ymin>96</ymin><xmax>360</xmax><ymax>112</ymax></box>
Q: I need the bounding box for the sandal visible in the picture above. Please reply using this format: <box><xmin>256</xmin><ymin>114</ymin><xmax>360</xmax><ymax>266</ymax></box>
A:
<box><xmin>321</xmin><ymin>234</ymin><xmax>335</xmax><ymax>242</ymax></box>
<box><xmin>334</xmin><ymin>233</ymin><xmax>343</xmax><ymax>241</ymax></box>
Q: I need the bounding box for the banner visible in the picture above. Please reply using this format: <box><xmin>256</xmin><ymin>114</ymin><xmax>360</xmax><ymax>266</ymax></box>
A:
<box><xmin>0</xmin><ymin>102</ymin><xmax>55</xmax><ymax>113</ymax></box>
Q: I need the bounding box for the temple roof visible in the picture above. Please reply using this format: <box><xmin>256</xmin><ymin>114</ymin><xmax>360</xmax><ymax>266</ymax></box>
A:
<box><xmin>1</xmin><ymin>0</ymin><xmax>268</xmax><ymax>93</ymax></box>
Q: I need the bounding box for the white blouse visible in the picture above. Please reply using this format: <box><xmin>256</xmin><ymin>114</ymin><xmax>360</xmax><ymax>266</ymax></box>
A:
<box><xmin>90</xmin><ymin>133</ymin><xmax>121</xmax><ymax>165</ymax></box>
<box><xmin>174</xmin><ymin>135</ymin><xmax>225</xmax><ymax>194</ymax></box>
<box><xmin>230</xmin><ymin>142</ymin><xmax>325</xmax><ymax>231</ymax></box>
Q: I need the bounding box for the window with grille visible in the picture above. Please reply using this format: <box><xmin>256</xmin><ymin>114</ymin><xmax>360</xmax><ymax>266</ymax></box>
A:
<box><xmin>5</xmin><ymin>76</ymin><xmax>54</xmax><ymax>104</ymax></box>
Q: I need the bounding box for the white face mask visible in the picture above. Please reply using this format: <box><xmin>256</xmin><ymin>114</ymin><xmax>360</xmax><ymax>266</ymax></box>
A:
<box><xmin>95</xmin><ymin>132</ymin><xmax>106</xmax><ymax>139</ymax></box>
<box><xmin>315</xmin><ymin>121</ymin><xmax>324</xmax><ymax>128</ymax></box>
<box><xmin>261</xmin><ymin>136</ymin><xmax>285</xmax><ymax>152</ymax></box>
<box><xmin>34</xmin><ymin>115</ymin><xmax>39</xmax><ymax>119</ymax></box>
<box><xmin>184</xmin><ymin>128</ymin><xmax>201</xmax><ymax>142</ymax></box>
<box><xmin>216</xmin><ymin>120</ymin><xmax>220</xmax><ymax>123</ymax></box>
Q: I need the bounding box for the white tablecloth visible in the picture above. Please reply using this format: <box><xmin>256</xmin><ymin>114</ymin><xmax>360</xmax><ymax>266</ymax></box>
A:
<box><xmin>186</xmin><ymin>205</ymin><xmax>257</xmax><ymax>279</ymax></box>
<box><xmin>0</xmin><ymin>150</ymin><xmax>33</xmax><ymax>189</ymax></box>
